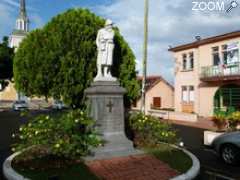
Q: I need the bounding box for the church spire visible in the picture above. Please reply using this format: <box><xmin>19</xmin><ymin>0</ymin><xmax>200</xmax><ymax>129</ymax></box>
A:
<box><xmin>16</xmin><ymin>0</ymin><xmax>29</xmax><ymax>32</ymax></box>
<box><xmin>19</xmin><ymin>0</ymin><xmax>27</xmax><ymax>18</ymax></box>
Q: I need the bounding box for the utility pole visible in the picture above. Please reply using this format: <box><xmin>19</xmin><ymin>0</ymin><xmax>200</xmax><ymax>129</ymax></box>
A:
<box><xmin>141</xmin><ymin>0</ymin><xmax>149</xmax><ymax>114</ymax></box>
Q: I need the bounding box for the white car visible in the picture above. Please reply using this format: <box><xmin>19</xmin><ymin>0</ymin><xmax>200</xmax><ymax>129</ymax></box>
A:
<box><xmin>12</xmin><ymin>101</ymin><xmax>28</xmax><ymax>111</ymax></box>
<box><xmin>52</xmin><ymin>100</ymin><xmax>66</xmax><ymax>110</ymax></box>
<box><xmin>211</xmin><ymin>131</ymin><xmax>240</xmax><ymax>165</ymax></box>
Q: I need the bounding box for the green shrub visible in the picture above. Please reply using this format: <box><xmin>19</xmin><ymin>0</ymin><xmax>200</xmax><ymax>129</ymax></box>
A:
<box><xmin>12</xmin><ymin>110</ymin><xmax>102</xmax><ymax>160</ymax></box>
<box><xmin>129</xmin><ymin>113</ymin><xmax>178</xmax><ymax>147</ymax></box>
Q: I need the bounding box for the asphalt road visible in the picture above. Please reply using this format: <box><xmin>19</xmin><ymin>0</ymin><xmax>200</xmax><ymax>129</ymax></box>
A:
<box><xmin>173</xmin><ymin>124</ymin><xmax>240</xmax><ymax>180</ymax></box>
<box><xmin>0</xmin><ymin>111</ymin><xmax>240</xmax><ymax>180</ymax></box>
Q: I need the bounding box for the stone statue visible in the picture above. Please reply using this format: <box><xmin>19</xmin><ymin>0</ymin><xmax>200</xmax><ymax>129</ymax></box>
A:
<box><xmin>94</xmin><ymin>19</ymin><xmax>116</xmax><ymax>81</ymax></box>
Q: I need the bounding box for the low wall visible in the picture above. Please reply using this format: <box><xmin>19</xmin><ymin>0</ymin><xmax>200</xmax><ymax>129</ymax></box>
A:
<box><xmin>148</xmin><ymin>110</ymin><xmax>198</xmax><ymax>122</ymax></box>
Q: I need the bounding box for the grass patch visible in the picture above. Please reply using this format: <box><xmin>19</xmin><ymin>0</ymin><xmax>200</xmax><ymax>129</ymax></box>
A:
<box><xmin>145</xmin><ymin>143</ymin><xmax>192</xmax><ymax>173</ymax></box>
<box><xmin>12</xmin><ymin>153</ymin><xmax>100</xmax><ymax>180</ymax></box>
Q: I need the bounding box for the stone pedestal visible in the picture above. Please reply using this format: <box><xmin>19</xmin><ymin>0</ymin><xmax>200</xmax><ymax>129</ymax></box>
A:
<box><xmin>84</xmin><ymin>81</ymin><xmax>139</xmax><ymax>160</ymax></box>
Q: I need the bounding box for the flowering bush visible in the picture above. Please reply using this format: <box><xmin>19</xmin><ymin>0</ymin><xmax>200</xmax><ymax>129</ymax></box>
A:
<box><xmin>129</xmin><ymin>113</ymin><xmax>177</xmax><ymax>147</ymax></box>
<box><xmin>12</xmin><ymin>110</ymin><xmax>102</xmax><ymax>160</ymax></box>
<box><xmin>228</xmin><ymin>111</ymin><xmax>240</xmax><ymax>130</ymax></box>
<box><xmin>212</xmin><ymin>110</ymin><xmax>240</xmax><ymax>131</ymax></box>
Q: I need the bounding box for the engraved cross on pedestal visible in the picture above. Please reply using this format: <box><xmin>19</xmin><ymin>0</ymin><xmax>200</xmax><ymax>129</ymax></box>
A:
<box><xmin>106</xmin><ymin>99</ymin><xmax>114</xmax><ymax>113</ymax></box>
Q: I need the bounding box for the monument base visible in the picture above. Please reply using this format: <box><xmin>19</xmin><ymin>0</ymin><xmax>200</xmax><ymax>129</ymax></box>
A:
<box><xmin>84</xmin><ymin>132</ymin><xmax>142</xmax><ymax>161</ymax></box>
<box><xmin>84</xmin><ymin>81</ymin><xmax>142</xmax><ymax>161</ymax></box>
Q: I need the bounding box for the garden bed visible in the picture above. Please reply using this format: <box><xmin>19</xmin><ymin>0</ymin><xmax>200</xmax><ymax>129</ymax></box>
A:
<box><xmin>4</xmin><ymin>143</ymin><xmax>194</xmax><ymax>180</ymax></box>
<box><xmin>7</xmin><ymin>150</ymin><xmax>99</xmax><ymax>180</ymax></box>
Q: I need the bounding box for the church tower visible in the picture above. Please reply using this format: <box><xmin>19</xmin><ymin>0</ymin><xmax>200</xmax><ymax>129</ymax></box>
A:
<box><xmin>9</xmin><ymin>0</ymin><xmax>30</xmax><ymax>101</ymax></box>
<box><xmin>9</xmin><ymin>0</ymin><xmax>29</xmax><ymax>49</ymax></box>
<box><xmin>16</xmin><ymin>0</ymin><xmax>29</xmax><ymax>32</ymax></box>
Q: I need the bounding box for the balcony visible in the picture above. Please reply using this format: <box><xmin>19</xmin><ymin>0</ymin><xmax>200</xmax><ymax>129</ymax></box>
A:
<box><xmin>200</xmin><ymin>62</ymin><xmax>240</xmax><ymax>82</ymax></box>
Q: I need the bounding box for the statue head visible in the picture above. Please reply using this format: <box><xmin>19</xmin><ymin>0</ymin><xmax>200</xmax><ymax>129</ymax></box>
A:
<box><xmin>105</xmin><ymin>19</ymin><xmax>113</xmax><ymax>28</ymax></box>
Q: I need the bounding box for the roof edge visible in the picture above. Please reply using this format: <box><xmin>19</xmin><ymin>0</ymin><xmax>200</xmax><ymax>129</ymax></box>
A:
<box><xmin>169</xmin><ymin>30</ymin><xmax>240</xmax><ymax>52</ymax></box>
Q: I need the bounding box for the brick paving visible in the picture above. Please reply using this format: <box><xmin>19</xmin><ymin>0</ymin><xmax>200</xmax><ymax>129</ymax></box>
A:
<box><xmin>87</xmin><ymin>155</ymin><xmax>179</xmax><ymax>180</ymax></box>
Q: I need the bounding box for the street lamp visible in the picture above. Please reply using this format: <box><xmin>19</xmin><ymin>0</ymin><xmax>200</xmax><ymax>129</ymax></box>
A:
<box><xmin>141</xmin><ymin>0</ymin><xmax>149</xmax><ymax>114</ymax></box>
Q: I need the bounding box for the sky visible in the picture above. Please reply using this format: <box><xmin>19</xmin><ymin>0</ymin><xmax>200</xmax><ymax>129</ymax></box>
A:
<box><xmin>1</xmin><ymin>0</ymin><xmax>240</xmax><ymax>83</ymax></box>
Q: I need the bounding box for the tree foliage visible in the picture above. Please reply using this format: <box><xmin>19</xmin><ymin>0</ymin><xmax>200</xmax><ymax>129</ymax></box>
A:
<box><xmin>14</xmin><ymin>9</ymin><xmax>139</xmax><ymax>108</ymax></box>
<box><xmin>0</xmin><ymin>36</ymin><xmax>14</xmax><ymax>80</ymax></box>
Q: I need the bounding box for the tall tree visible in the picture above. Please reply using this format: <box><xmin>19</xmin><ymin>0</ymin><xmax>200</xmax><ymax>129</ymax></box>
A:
<box><xmin>0</xmin><ymin>36</ymin><xmax>14</xmax><ymax>80</ymax></box>
<box><xmin>0</xmin><ymin>36</ymin><xmax>14</xmax><ymax>90</ymax></box>
<box><xmin>14</xmin><ymin>9</ymin><xmax>140</xmax><ymax>108</ymax></box>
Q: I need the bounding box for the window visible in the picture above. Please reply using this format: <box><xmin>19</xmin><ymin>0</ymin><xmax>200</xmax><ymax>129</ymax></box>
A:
<box><xmin>182</xmin><ymin>86</ymin><xmax>195</xmax><ymax>102</ymax></box>
<box><xmin>182</xmin><ymin>54</ymin><xmax>187</xmax><ymax>70</ymax></box>
<box><xmin>182</xmin><ymin>52</ymin><xmax>194</xmax><ymax>71</ymax></box>
<box><xmin>222</xmin><ymin>45</ymin><xmax>228</xmax><ymax>64</ymax></box>
<box><xmin>182</xmin><ymin>86</ymin><xmax>188</xmax><ymax>102</ymax></box>
<box><xmin>226</xmin><ymin>42</ymin><xmax>239</xmax><ymax>64</ymax></box>
<box><xmin>189</xmin><ymin>52</ymin><xmax>194</xmax><ymax>69</ymax></box>
<box><xmin>152</xmin><ymin>97</ymin><xmax>161</xmax><ymax>108</ymax></box>
<box><xmin>189</xmin><ymin>86</ymin><xmax>195</xmax><ymax>102</ymax></box>
<box><xmin>212</xmin><ymin>47</ymin><xmax>220</xmax><ymax>66</ymax></box>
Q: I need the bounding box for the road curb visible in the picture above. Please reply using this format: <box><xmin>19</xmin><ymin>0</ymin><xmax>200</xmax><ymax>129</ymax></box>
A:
<box><xmin>3</xmin><ymin>145</ymin><xmax>200</xmax><ymax>180</ymax></box>
<box><xmin>170</xmin><ymin>145</ymin><xmax>200</xmax><ymax>180</ymax></box>
<box><xmin>3</xmin><ymin>151</ymin><xmax>30</xmax><ymax>180</ymax></box>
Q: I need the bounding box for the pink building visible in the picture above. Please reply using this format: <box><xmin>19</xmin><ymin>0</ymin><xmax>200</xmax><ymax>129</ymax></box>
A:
<box><xmin>169</xmin><ymin>31</ymin><xmax>240</xmax><ymax>117</ymax></box>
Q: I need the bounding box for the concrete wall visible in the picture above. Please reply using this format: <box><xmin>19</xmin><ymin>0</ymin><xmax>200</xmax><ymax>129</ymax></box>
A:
<box><xmin>0</xmin><ymin>81</ymin><xmax>17</xmax><ymax>101</ymax></box>
<box><xmin>148</xmin><ymin>109</ymin><xmax>198</xmax><ymax>122</ymax></box>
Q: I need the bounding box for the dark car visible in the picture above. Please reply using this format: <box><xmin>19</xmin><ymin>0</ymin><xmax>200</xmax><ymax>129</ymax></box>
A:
<box><xmin>211</xmin><ymin>131</ymin><xmax>240</xmax><ymax>165</ymax></box>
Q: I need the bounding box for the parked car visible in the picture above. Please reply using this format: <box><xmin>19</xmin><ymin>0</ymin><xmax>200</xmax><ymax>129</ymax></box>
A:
<box><xmin>12</xmin><ymin>100</ymin><xmax>28</xmax><ymax>111</ymax></box>
<box><xmin>52</xmin><ymin>100</ymin><xmax>66</xmax><ymax>110</ymax></box>
<box><xmin>211</xmin><ymin>131</ymin><xmax>240</xmax><ymax>165</ymax></box>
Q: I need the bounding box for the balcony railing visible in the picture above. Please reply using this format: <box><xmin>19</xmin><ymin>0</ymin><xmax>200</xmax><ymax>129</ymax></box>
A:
<box><xmin>201</xmin><ymin>62</ymin><xmax>240</xmax><ymax>81</ymax></box>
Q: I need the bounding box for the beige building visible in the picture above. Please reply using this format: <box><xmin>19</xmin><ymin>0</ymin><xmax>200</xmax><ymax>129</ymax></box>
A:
<box><xmin>132</xmin><ymin>76</ymin><xmax>174</xmax><ymax>112</ymax></box>
<box><xmin>169</xmin><ymin>31</ymin><xmax>240</xmax><ymax>117</ymax></box>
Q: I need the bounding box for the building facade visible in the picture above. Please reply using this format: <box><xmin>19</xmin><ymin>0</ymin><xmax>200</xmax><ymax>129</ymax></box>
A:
<box><xmin>0</xmin><ymin>0</ymin><xmax>29</xmax><ymax>102</ymax></box>
<box><xmin>132</xmin><ymin>76</ymin><xmax>174</xmax><ymax>112</ymax></box>
<box><xmin>169</xmin><ymin>31</ymin><xmax>240</xmax><ymax>117</ymax></box>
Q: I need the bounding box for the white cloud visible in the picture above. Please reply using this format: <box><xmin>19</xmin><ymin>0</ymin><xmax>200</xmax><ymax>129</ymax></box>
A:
<box><xmin>95</xmin><ymin>0</ymin><xmax>240</xmax><ymax>83</ymax></box>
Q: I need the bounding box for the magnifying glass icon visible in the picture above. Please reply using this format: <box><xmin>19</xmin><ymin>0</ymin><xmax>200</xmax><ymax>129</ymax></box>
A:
<box><xmin>226</xmin><ymin>1</ymin><xmax>238</xmax><ymax>13</ymax></box>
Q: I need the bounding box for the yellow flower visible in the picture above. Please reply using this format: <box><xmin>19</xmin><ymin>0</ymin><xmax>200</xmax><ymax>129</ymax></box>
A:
<box><xmin>55</xmin><ymin>144</ymin><xmax>60</xmax><ymax>148</ymax></box>
<box><xmin>35</xmin><ymin>131</ymin><xmax>39</xmax><ymax>135</ymax></box>
<box><xmin>12</xmin><ymin>134</ymin><xmax>15</xmax><ymax>138</ymax></box>
<box><xmin>75</xmin><ymin>119</ymin><xmax>79</xmax><ymax>123</ymax></box>
<box><xmin>19</xmin><ymin>127</ymin><xmax>23</xmax><ymax>132</ymax></box>
<box><xmin>11</xmin><ymin>148</ymin><xmax>16</xmax><ymax>152</ymax></box>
